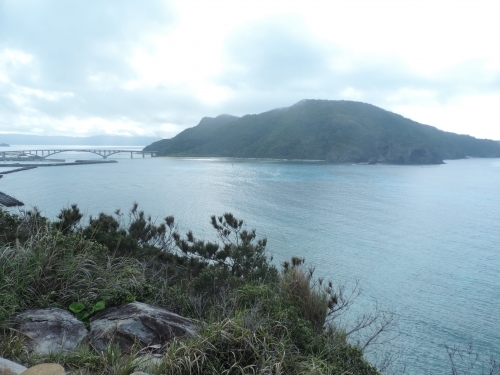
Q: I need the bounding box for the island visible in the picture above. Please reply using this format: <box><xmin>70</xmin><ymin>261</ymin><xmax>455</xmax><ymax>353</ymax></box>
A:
<box><xmin>144</xmin><ymin>99</ymin><xmax>500</xmax><ymax>164</ymax></box>
<box><xmin>0</xmin><ymin>143</ymin><xmax>9</xmax><ymax>147</ymax></box>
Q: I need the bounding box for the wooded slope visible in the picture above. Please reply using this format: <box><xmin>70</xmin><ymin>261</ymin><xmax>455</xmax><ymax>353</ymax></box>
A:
<box><xmin>145</xmin><ymin>100</ymin><xmax>500</xmax><ymax>164</ymax></box>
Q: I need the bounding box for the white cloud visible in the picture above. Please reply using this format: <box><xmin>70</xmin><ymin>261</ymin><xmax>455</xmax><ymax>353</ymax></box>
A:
<box><xmin>340</xmin><ymin>88</ymin><xmax>364</xmax><ymax>101</ymax></box>
<box><xmin>393</xmin><ymin>93</ymin><xmax>500</xmax><ymax>139</ymax></box>
<box><xmin>0</xmin><ymin>48</ymin><xmax>34</xmax><ymax>83</ymax></box>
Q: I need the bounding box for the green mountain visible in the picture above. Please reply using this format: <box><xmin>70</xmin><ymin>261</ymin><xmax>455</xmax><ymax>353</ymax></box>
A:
<box><xmin>144</xmin><ymin>100</ymin><xmax>500</xmax><ymax>164</ymax></box>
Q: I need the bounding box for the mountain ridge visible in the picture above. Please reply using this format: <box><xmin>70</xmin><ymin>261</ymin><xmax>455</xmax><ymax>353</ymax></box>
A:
<box><xmin>144</xmin><ymin>100</ymin><xmax>500</xmax><ymax>164</ymax></box>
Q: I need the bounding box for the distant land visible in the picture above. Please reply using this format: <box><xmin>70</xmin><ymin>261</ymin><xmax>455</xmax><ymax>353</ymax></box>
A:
<box><xmin>144</xmin><ymin>100</ymin><xmax>500</xmax><ymax>164</ymax></box>
<box><xmin>0</xmin><ymin>134</ymin><xmax>159</xmax><ymax>146</ymax></box>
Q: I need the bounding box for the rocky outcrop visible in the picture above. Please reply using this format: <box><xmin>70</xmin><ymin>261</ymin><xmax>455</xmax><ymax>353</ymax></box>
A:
<box><xmin>385</xmin><ymin>146</ymin><xmax>443</xmax><ymax>164</ymax></box>
<box><xmin>88</xmin><ymin>302</ymin><xmax>197</xmax><ymax>353</ymax></box>
<box><xmin>375</xmin><ymin>143</ymin><xmax>444</xmax><ymax>164</ymax></box>
<box><xmin>7</xmin><ymin>301</ymin><xmax>196</xmax><ymax>367</ymax></box>
<box><xmin>12</xmin><ymin>308</ymin><xmax>88</xmax><ymax>356</ymax></box>
<box><xmin>326</xmin><ymin>143</ymin><xmax>445</xmax><ymax>164</ymax></box>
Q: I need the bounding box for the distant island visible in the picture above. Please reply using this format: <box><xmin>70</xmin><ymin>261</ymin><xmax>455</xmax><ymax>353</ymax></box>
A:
<box><xmin>0</xmin><ymin>134</ymin><xmax>159</xmax><ymax>147</ymax></box>
<box><xmin>144</xmin><ymin>100</ymin><xmax>500</xmax><ymax>164</ymax></box>
<box><xmin>0</xmin><ymin>143</ymin><xmax>9</xmax><ymax>147</ymax></box>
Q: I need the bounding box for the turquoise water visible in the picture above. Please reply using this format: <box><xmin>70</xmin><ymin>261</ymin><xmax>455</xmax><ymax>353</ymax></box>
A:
<box><xmin>1</xmin><ymin>150</ymin><xmax>499</xmax><ymax>374</ymax></box>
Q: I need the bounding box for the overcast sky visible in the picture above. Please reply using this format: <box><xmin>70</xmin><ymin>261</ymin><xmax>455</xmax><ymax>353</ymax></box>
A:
<box><xmin>1</xmin><ymin>0</ymin><xmax>499</xmax><ymax>140</ymax></box>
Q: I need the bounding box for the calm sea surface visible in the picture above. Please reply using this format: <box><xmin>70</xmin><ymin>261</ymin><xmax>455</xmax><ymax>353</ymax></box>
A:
<box><xmin>1</xmin><ymin>146</ymin><xmax>499</xmax><ymax>374</ymax></box>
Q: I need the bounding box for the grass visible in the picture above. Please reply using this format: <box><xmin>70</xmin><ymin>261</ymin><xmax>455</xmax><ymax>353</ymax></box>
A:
<box><xmin>0</xmin><ymin>230</ymin><xmax>149</xmax><ymax>325</ymax></box>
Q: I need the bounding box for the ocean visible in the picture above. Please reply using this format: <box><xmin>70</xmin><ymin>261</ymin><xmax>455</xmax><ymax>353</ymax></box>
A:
<box><xmin>1</xmin><ymin>146</ymin><xmax>499</xmax><ymax>374</ymax></box>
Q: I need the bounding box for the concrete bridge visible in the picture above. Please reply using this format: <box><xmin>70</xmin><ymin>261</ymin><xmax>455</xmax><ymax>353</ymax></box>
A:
<box><xmin>0</xmin><ymin>149</ymin><xmax>158</xmax><ymax>159</ymax></box>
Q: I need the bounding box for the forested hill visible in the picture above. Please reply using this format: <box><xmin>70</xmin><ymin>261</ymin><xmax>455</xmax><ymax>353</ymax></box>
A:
<box><xmin>144</xmin><ymin>100</ymin><xmax>500</xmax><ymax>164</ymax></box>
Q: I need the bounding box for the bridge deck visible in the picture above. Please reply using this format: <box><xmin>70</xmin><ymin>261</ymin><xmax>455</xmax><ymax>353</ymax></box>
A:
<box><xmin>0</xmin><ymin>149</ymin><xmax>158</xmax><ymax>159</ymax></box>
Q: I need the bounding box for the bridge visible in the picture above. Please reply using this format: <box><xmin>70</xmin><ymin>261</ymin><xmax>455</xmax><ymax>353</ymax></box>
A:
<box><xmin>0</xmin><ymin>149</ymin><xmax>158</xmax><ymax>159</ymax></box>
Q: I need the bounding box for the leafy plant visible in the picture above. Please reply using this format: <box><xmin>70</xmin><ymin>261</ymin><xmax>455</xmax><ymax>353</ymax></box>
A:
<box><xmin>69</xmin><ymin>300</ymin><xmax>105</xmax><ymax>327</ymax></box>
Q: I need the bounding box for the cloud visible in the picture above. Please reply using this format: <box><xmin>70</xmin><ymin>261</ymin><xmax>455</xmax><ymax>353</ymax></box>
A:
<box><xmin>220</xmin><ymin>17</ymin><xmax>329</xmax><ymax>90</ymax></box>
<box><xmin>212</xmin><ymin>18</ymin><xmax>423</xmax><ymax>115</ymax></box>
<box><xmin>0</xmin><ymin>0</ymin><xmax>183</xmax><ymax>136</ymax></box>
<box><xmin>0</xmin><ymin>0</ymin><xmax>172</xmax><ymax>89</ymax></box>
<box><xmin>213</xmin><ymin>17</ymin><xmax>500</xmax><ymax>138</ymax></box>
<box><xmin>0</xmin><ymin>1</ymin><xmax>499</xmax><ymax>139</ymax></box>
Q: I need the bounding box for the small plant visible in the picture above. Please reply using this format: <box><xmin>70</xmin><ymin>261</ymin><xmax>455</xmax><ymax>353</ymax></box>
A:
<box><xmin>69</xmin><ymin>300</ymin><xmax>105</xmax><ymax>328</ymax></box>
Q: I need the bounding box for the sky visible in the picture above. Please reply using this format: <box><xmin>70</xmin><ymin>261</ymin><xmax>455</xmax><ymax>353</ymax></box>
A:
<box><xmin>0</xmin><ymin>0</ymin><xmax>499</xmax><ymax>140</ymax></box>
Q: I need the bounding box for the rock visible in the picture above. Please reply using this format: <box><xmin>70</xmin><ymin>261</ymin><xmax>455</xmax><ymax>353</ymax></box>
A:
<box><xmin>19</xmin><ymin>364</ymin><xmax>64</xmax><ymax>375</ymax></box>
<box><xmin>88</xmin><ymin>302</ymin><xmax>196</xmax><ymax>353</ymax></box>
<box><xmin>0</xmin><ymin>357</ymin><xmax>28</xmax><ymax>375</ymax></box>
<box><xmin>133</xmin><ymin>354</ymin><xmax>163</xmax><ymax>372</ymax></box>
<box><xmin>12</xmin><ymin>308</ymin><xmax>88</xmax><ymax>355</ymax></box>
<box><xmin>376</xmin><ymin>142</ymin><xmax>444</xmax><ymax>165</ymax></box>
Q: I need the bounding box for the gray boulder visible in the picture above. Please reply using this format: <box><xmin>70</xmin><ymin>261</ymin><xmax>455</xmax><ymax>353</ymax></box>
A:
<box><xmin>88</xmin><ymin>302</ymin><xmax>196</xmax><ymax>352</ymax></box>
<box><xmin>0</xmin><ymin>357</ymin><xmax>28</xmax><ymax>374</ymax></box>
<box><xmin>12</xmin><ymin>308</ymin><xmax>88</xmax><ymax>356</ymax></box>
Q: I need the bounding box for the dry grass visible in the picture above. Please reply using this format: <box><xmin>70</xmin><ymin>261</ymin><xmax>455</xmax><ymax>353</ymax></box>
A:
<box><xmin>280</xmin><ymin>262</ymin><xmax>331</xmax><ymax>333</ymax></box>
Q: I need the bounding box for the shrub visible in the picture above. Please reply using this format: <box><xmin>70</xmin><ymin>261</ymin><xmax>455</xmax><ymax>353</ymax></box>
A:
<box><xmin>0</xmin><ymin>207</ymin><xmax>46</xmax><ymax>246</ymax></box>
<box><xmin>174</xmin><ymin>213</ymin><xmax>278</xmax><ymax>283</ymax></box>
<box><xmin>82</xmin><ymin>203</ymin><xmax>176</xmax><ymax>257</ymax></box>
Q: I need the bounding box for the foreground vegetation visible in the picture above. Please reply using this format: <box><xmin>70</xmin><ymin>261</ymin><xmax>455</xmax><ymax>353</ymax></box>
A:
<box><xmin>0</xmin><ymin>204</ymin><xmax>388</xmax><ymax>374</ymax></box>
